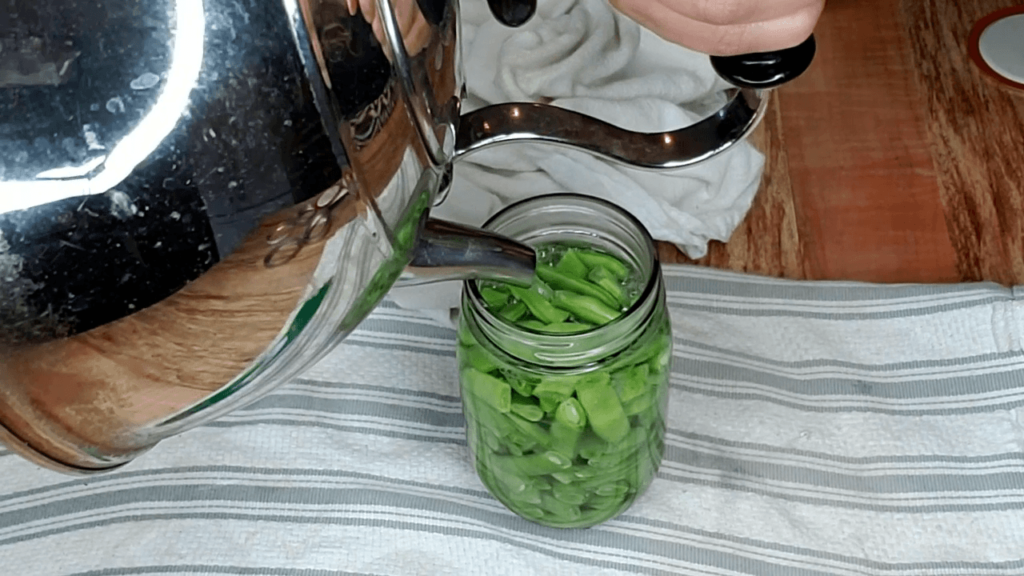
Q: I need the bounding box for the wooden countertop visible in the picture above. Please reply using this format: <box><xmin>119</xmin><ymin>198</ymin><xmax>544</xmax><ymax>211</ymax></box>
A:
<box><xmin>659</xmin><ymin>0</ymin><xmax>1024</xmax><ymax>286</ymax></box>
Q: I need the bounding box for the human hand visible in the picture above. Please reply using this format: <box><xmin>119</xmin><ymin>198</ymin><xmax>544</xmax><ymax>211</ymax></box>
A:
<box><xmin>608</xmin><ymin>0</ymin><xmax>825</xmax><ymax>56</ymax></box>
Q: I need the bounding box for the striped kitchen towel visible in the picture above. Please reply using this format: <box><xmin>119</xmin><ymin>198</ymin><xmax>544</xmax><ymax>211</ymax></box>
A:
<box><xmin>2</xmin><ymin>264</ymin><xmax>1024</xmax><ymax>576</ymax></box>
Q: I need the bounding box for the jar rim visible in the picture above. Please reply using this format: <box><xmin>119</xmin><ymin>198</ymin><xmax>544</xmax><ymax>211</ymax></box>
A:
<box><xmin>464</xmin><ymin>193</ymin><xmax>662</xmax><ymax>367</ymax></box>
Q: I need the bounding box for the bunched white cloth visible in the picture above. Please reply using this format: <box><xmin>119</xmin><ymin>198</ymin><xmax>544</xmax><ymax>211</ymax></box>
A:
<box><xmin>435</xmin><ymin>0</ymin><xmax>765</xmax><ymax>258</ymax></box>
<box><xmin>3</xmin><ymin>264</ymin><xmax>1024</xmax><ymax>575</ymax></box>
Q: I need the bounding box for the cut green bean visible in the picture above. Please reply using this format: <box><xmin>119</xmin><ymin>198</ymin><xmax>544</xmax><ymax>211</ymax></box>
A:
<box><xmin>511</xmin><ymin>395</ymin><xmax>545</xmax><ymax>422</ymax></box>
<box><xmin>502</xmin><ymin>371</ymin><xmax>537</xmax><ymax>397</ymax></box>
<box><xmin>587</xmin><ymin>266</ymin><xmax>628</xmax><ymax>308</ymax></box>
<box><xmin>517</xmin><ymin>506</ymin><xmax>546</xmax><ymax>520</ymax></box>
<box><xmin>536</xmin><ymin>265</ymin><xmax>620</xmax><ymax>309</ymax></box>
<box><xmin>516</xmin><ymin>485</ymin><xmax>544</xmax><ymax>505</ymax></box>
<box><xmin>577</xmin><ymin>250</ymin><xmax>629</xmax><ymax>280</ymax></box>
<box><xmin>519</xmin><ymin>319</ymin><xmax>548</xmax><ymax>331</ymax></box>
<box><xmin>494</xmin><ymin>451</ymin><xmax>572</xmax><ymax>476</ymax></box>
<box><xmin>650</xmin><ymin>340</ymin><xmax>673</xmax><ymax>372</ymax></box>
<box><xmin>573</xmin><ymin>461</ymin><xmax>643</xmax><ymax>492</ymax></box>
<box><xmin>462</xmin><ymin>368</ymin><xmax>511</xmax><ymax>413</ymax></box>
<box><xmin>530</xmin><ymin>478</ymin><xmax>553</xmax><ymax>492</ymax></box>
<box><xmin>550</xmin><ymin>471</ymin><xmax>575</xmax><ymax>485</ymax></box>
<box><xmin>622</xmin><ymin>392</ymin><xmax>656</xmax><ymax>417</ymax></box>
<box><xmin>539</xmin><ymin>493</ymin><xmax>582</xmax><ymax>521</ymax></box>
<box><xmin>470</xmin><ymin>402</ymin><xmax>535</xmax><ymax>450</ymax></box>
<box><xmin>463</xmin><ymin>344</ymin><xmax>499</xmax><ymax>374</ymax></box>
<box><xmin>604</xmin><ymin>426</ymin><xmax>648</xmax><ymax>456</ymax></box>
<box><xmin>508</xmin><ymin>436</ymin><xmax>538</xmax><ymax>454</ymax></box>
<box><xmin>482</xmin><ymin>458</ymin><xmax>528</xmax><ymax>495</ymax></box>
<box><xmin>500</xmin><ymin>300</ymin><xmax>528</xmax><ymax>322</ymax></box>
<box><xmin>480</xmin><ymin>428</ymin><xmax>502</xmax><ymax>453</ymax></box>
<box><xmin>549</xmin><ymin>419</ymin><xmax>582</xmax><ymax>459</ymax></box>
<box><xmin>551</xmin><ymin>483</ymin><xmax>587</xmax><ymax>505</ymax></box>
<box><xmin>505</xmin><ymin>412</ymin><xmax>553</xmax><ymax>448</ymax></box>
<box><xmin>585</xmin><ymin>494</ymin><xmax>629</xmax><ymax>512</ymax></box>
<box><xmin>611</xmin><ymin>363</ymin><xmax>650</xmax><ymax>404</ymax></box>
<box><xmin>577</xmin><ymin>431</ymin><xmax>610</xmax><ymax>461</ymax></box>
<box><xmin>480</xmin><ymin>286</ymin><xmax>510</xmax><ymax>308</ymax></box>
<box><xmin>594</xmin><ymin>482</ymin><xmax>631</xmax><ymax>498</ymax></box>
<box><xmin>555</xmin><ymin>249</ymin><xmax>589</xmax><ymax>278</ymax></box>
<box><xmin>549</xmin><ymin>398</ymin><xmax>586</xmax><ymax>457</ymax></box>
<box><xmin>532</xmin><ymin>375</ymin><xmax>576</xmax><ymax>401</ymax></box>
<box><xmin>573</xmin><ymin>503</ymin><xmax>625</xmax><ymax>526</ymax></box>
<box><xmin>555</xmin><ymin>397</ymin><xmax>587</xmax><ymax>428</ymax></box>
<box><xmin>571</xmin><ymin>464</ymin><xmax>602</xmax><ymax>479</ymax></box>
<box><xmin>632</xmin><ymin>403</ymin><xmax>662</xmax><ymax>432</ymax></box>
<box><xmin>457</xmin><ymin>324</ymin><xmax>476</xmax><ymax>346</ymax></box>
<box><xmin>509</xmin><ymin>285</ymin><xmax>570</xmax><ymax>325</ymax></box>
<box><xmin>552</xmin><ymin>291</ymin><xmax>621</xmax><ymax>325</ymax></box>
<box><xmin>588</xmin><ymin>448</ymin><xmax>640</xmax><ymax>469</ymax></box>
<box><xmin>538</xmin><ymin>395</ymin><xmax>560</xmax><ymax>414</ymax></box>
<box><xmin>576</xmin><ymin>374</ymin><xmax>630</xmax><ymax>444</ymax></box>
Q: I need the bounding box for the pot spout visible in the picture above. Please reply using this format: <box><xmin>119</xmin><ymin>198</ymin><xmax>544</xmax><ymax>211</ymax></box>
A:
<box><xmin>396</xmin><ymin>218</ymin><xmax>536</xmax><ymax>288</ymax></box>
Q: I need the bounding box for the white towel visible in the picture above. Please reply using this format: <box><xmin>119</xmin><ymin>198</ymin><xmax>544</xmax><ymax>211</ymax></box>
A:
<box><xmin>442</xmin><ymin>0</ymin><xmax>764</xmax><ymax>256</ymax></box>
<box><xmin>3</xmin><ymin>266</ymin><xmax>1024</xmax><ymax>575</ymax></box>
<box><xmin>389</xmin><ymin>0</ymin><xmax>764</xmax><ymax>322</ymax></box>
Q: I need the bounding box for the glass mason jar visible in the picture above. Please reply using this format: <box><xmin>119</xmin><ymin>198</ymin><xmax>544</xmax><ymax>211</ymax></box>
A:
<box><xmin>456</xmin><ymin>194</ymin><xmax>672</xmax><ymax>529</ymax></box>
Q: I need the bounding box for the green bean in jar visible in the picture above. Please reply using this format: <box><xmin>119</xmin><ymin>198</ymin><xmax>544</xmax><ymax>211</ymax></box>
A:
<box><xmin>457</xmin><ymin>194</ymin><xmax>672</xmax><ymax>529</ymax></box>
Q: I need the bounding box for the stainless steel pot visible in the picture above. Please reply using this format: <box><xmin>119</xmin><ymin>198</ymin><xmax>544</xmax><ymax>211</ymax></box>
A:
<box><xmin>0</xmin><ymin>0</ymin><xmax>814</xmax><ymax>474</ymax></box>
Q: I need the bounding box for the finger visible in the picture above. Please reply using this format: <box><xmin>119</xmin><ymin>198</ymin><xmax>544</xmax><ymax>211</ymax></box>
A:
<box><xmin>404</xmin><ymin>15</ymin><xmax>432</xmax><ymax>55</ymax></box>
<box><xmin>360</xmin><ymin>0</ymin><xmax>377</xmax><ymax>23</ymax></box>
<box><xmin>646</xmin><ymin>0</ymin><xmax>824</xmax><ymax>27</ymax></box>
<box><xmin>610</xmin><ymin>0</ymin><xmax>822</xmax><ymax>55</ymax></box>
<box><xmin>347</xmin><ymin>0</ymin><xmax>358</xmax><ymax>16</ymax></box>
<box><xmin>395</xmin><ymin>0</ymin><xmax>423</xmax><ymax>35</ymax></box>
<box><xmin>372</xmin><ymin>16</ymin><xmax>387</xmax><ymax>50</ymax></box>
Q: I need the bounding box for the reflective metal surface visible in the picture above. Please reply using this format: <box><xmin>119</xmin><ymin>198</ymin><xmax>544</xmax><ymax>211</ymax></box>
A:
<box><xmin>1</xmin><ymin>0</ymin><xmax>336</xmax><ymax>344</ymax></box>
<box><xmin>455</xmin><ymin>90</ymin><xmax>767</xmax><ymax>170</ymax></box>
<box><xmin>0</xmin><ymin>0</ymin><xmax>461</xmax><ymax>472</ymax></box>
<box><xmin>0</xmin><ymin>0</ymin><xmax>790</xmax><ymax>475</ymax></box>
<box><xmin>398</xmin><ymin>218</ymin><xmax>535</xmax><ymax>287</ymax></box>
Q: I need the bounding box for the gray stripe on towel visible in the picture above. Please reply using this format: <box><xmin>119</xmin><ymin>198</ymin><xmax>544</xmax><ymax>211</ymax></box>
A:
<box><xmin>28</xmin><ymin>398</ymin><xmax>1013</xmax><ymax>512</ymax></box>
<box><xmin>341</xmin><ymin>338</ymin><xmax>456</xmax><ymax>358</ymax></box>
<box><xmin>70</xmin><ymin>568</ymin><xmax>374</xmax><ymax>576</ymax></box>
<box><xmin>673</xmin><ymin>338</ymin><xmax>1023</xmax><ymax>374</ymax></box>
<box><xmin>290</xmin><ymin>380</ymin><xmax>460</xmax><ymax>404</ymax></box>
<box><xmin>203</xmin><ymin>418</ymin><xmax>467</xmax><ymax>447</ymax></box>
<box><xmin>0</xmin><ymin>479</ymin><xmax>804</xmax><ymax>576</ymax></box>
<box><xmin>665</xmin><ymin>296</ymin><xmax>1005</xmax><ymax>321</ymax></box>
<box><xmin>0</xmin><ymin>471</ymin><xmax>968</xmax><ymax>576</ymax></box>
<box><xmin>661</xmin><ymin>443</ymin><xmax>1024</xmax><ymax>496</ymax></box>
<box><xmin>670</xmin><ymin>358</ymin><xmax>1024</xmax><ymax>400</ymax></box>
<box><xmin>672</xmin><ymin>382</ymin><xmax>1024</xmax><ymax>416</ymax></box>
<box><xmin>657</xmin><ymin>471</ymin><xmax>1024</xmax><ymax>514</ymax></box>
<box><xmin>668</xmin><ymin>430</ymin><xmax>1024</xmax><ymax>467</ymax></box>
<box><xmin>236</xmin><ymin>393</ymin><xmax>465</xmax><ymax>430</ymax></box>
<box><xmin>202</xmin><ymin>384</ymin><xmax>1024</xmax><ymax>502</ymax></box>
<box><xmin>213</xmin><ymin>399</ymin><xmax>1024</xmax><ymax>504</ymax></box>
<box><xmin>5</xmin><ymin>466</ymin><xmax>1020</xmax><ymax>576</ymax></box>
<box><xmin>660</xmin><ymin>270</ymin><xmax>1008</xmax><ymax>304</ymax></box>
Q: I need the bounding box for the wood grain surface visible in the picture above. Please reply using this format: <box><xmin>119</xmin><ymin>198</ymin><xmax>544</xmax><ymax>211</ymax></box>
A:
<box><xmin>661</xmin><ymin>0</ymin><xmax>1024</xmax><ymax>286</ymax></box>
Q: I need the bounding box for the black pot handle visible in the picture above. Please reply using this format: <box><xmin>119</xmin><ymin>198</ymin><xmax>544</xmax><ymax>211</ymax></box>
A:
<box><xmin>486</xmin><ymin>0</ymin><xmax>537</xmax><ymax>27</ymax></box>
<box><xmin>710</xmin><ymin>35</ymin><xmax>817</xmax><ymax>89</ymax></box>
